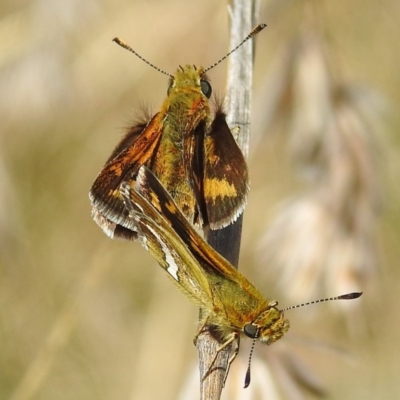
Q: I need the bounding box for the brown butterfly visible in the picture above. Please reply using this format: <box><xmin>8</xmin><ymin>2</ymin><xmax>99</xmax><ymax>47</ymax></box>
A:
<box><xmin>89</xmin><ymin>25</ymin><xmax>267</xmax><ymax>240</ymax></box>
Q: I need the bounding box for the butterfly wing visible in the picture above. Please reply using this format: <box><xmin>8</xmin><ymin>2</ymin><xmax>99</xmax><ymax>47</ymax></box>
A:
<box><xmin>120</xmin><ymin>181</ymin><xmax>216</xmax><ymax>309</ymax></box>
<box><xmin>89</xmin><ymin>113</ymin><xmax>164</xmax><ymax>239</ymax></box>
<box><xmin>203</xmin><ymin>109</ymin><xmax>249</xmax><ymax>229</ymax></box>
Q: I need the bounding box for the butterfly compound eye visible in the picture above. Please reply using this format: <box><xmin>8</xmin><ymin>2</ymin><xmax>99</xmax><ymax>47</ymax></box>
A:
<box><xmin>200</xmin><ymin>80</ymin><xmax>212</xmax><ymax>98</ymax></box>
<box><xmin>244</xmin><ymin>323</ymin><xmax>259</xmax><ymax>339</ymax></box>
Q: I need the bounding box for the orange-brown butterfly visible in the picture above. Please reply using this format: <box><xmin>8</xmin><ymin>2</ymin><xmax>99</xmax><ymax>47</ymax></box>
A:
<box><xmin>89</xmin><ymin>24</ymin><xmax>266</xmax><ymax>240</ymax></box>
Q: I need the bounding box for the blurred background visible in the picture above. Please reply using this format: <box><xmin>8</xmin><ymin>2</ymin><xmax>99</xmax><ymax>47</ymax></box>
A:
<box><xmin>1</xmin><ymin>0</ymin><xmax>399</xmax><ymax>399</ymax></box>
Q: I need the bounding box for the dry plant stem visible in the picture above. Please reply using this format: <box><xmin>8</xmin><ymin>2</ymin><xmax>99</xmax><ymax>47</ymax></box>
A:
<box><xmin>196</xmin><ymin>1</ymin><xmax>259</xmax><ymax>399</ymax></box>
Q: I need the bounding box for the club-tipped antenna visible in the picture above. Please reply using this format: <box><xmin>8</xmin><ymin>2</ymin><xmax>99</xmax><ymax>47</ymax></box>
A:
<box><xmin>242</xmin><ymin>292</ymin><xmax>362</xmax><ymax>388</ymax></box>
<box><xmin>244</xmin><ymin>338</ymin><xmax>257</xmax><ymax>388</ymax></box>
<box><xmin>113</xmin><ymin>37</ymin><xmax>173</xmax><ymax>78</ymax></box>
<box><xmin>282</xmin><ymin>292</ymin><xmax>362</xmax><ymax>312</ymax></box>
<box><xmin>203</xmin><ymin>23</ymin><xmax>267</xmax><ymax>74</ymax></box>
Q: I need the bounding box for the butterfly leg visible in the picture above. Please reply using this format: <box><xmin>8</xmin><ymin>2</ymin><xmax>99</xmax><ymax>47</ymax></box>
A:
<box><xmin>202</xmin><ymin>332</ymin><xmax>239</xmax><ymax>385</ymax></box>
<box><xmin>222</xmin><ymin>334</ymin><xmax>240</xmax><ymax>387</ymax></box>
<box><xmin>193</xmin><ymin>314</ymin><xmax>210</xmax><ymax>345</ymax></box>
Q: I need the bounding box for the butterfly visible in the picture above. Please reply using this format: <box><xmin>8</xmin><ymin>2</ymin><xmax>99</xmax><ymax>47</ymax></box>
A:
<box><xmin>119</xmin><ymin>166</ymin><xmax>362</xmax><ymax>386</ymax></box>
<box><xmin>89</xmin><ymin>25</ymin><xmax>267</xmax><ymax>240</ymax></box>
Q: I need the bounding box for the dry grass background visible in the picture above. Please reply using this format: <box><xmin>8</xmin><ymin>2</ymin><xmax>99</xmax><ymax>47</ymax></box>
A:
<box><xmin>1</xmin><ymin>0</ymin><xmax>399</xmax><ymax>399</ymax></box>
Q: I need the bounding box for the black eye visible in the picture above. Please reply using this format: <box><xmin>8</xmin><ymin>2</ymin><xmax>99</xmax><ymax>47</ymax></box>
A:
<box><xmin>200</xmin><ymin>80</ymin><xmax>212</xmax><ymax>98</ymax></box>
<box><xmin>244</xmin><ymin>323</ymin><xmax>259</xmax><ymax>339</ymax></box>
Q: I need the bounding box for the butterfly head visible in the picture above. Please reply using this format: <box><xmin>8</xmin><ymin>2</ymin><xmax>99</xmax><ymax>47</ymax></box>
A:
<box><xmin>168</xmin><ymin>65</ymin><xmax>212</xmax><ymax>98</ymax></box>
<box><xmin>243</xmin><ymin>302</ymin><xmax>290</xmax><ymax>345</ymax></box>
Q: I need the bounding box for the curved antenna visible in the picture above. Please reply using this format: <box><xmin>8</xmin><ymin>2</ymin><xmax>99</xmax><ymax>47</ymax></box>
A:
<box><xmin>282</xmin><ymin>292</ymin><xmax>362</xmax><ymax>312</ymax></box>
<box><xmin>244</xmin><ymin>338</ymin><xmax>257</xmax><ymax>388</ymax></box>
<box><xmin>203</xmin><ymin>23</ymin><xmax>267</xmax><ymax>74</ymax></box>
<box><xmin>112</xmin><ymin>37</ymin><xmax>173</xmax><ymax>78</ymax></box>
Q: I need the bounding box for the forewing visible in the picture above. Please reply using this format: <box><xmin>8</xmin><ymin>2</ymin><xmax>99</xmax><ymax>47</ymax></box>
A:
<box><xmin>104</xmin><ymin>118</ymin><xmax>149</xmax><ymax>164</ymax></box>
<box><xmin>89</xmin><ymin>113</ymin><xmax>164</xmax><ymax>239</ymax></box>
<box><xmin>120</xmin><ymin>181</ymin><xmax>215</xmax><ymax>309</ymax></box>
<box><xmin>203</xmin><ymin>109</ymin><xmax>249</xmax><ymax>229</ymax></box>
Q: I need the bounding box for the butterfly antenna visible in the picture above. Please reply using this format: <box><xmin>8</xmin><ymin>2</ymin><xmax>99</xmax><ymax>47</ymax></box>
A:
<box><xmin>113</xmin><ymin>38</ymin><xmax>173</xmax><ymax>78</ymax></box>
<box><xmin>203</xmin><ymin>23</ymin><xmax>267</xmax><ymax>74</ymax></box>
<box><xmin>282</xmin><ymin>292</ymin><xmax>362</xmax><ymax>312</ymax></box>
<box><xmin>244</xmin><ymin>338</ymin><xmax>257</xmax><ymax>388</ymax></box>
